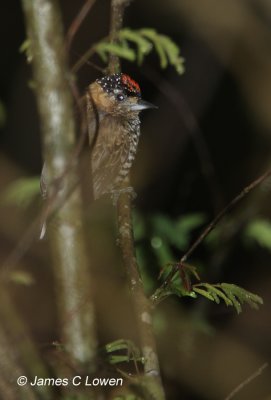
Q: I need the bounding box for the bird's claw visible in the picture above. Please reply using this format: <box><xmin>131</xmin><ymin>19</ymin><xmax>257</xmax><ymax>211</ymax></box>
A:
<box><xmin>111</xmin><ymin>186</ymin><xmax>137</xmax><ymax>205</ymax></box>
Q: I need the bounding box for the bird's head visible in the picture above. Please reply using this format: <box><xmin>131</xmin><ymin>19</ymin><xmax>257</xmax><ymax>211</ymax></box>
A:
<box><xmin>88</xmin><ymin>73</ymin><xmax>156</xmax><ymax>117</ymax></box>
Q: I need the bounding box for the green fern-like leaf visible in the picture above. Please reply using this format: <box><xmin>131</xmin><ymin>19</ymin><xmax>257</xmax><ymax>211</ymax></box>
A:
<box><xmin>139</xmin><ymin>29</ymin><xmax>168</xmax><ymax>69</ymax></box>
<box><xmin>119</xmin><ymin>28</ymin><xmax>153</xmax><ymax>65</ymax></box>
<box><xmin>92</xmin><ymin>28</ymin><xmax>185</xmax><ymax>75</ymax></box>
<box><xmin>1</xmin><ymin>177</ymin><xmax>40</xmax><ymax>208</ymax></box>
<box><xmin>95</xmin><ymin>42</ymin><xmax>136</xmax><ymax>62</ymax></box>
<box><xmin>160</xmin><ymin>35</ymin><xmax>184</xmax><ymax>74</ymax></box>
<box><xmin>151</xmin><ymin>270</ymin><xmax>197</xmax><ymax>304</ymax></box>
<box><xmin>220</xmin><ymin>283</ymin><xmax>263</xmax><ymax>312</ymax></box>
<box><xmin>193</xmin><ymin>287</ymin><xmax>216</xmax><ymax>302</ymax></box>
<box><xmin>140</xmin><ymin>29</ymin><xmax>185</xmax><ymax>74</ymax></box>
<box><xmin>193</xmin><ymin>282</ymin><xmax>263</xmax><ymax>314</ymax></box>
<box><xmin>204</xmin><ymin>283</ymin><xmax>233</xmax><ymax>306</ymax></box>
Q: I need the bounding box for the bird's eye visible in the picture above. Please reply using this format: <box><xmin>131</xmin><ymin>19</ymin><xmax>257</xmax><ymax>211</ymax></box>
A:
<box><xmin>116</xmin><ymin>94</ymin><xmax>125</xmax><ymax>101</ymax></box>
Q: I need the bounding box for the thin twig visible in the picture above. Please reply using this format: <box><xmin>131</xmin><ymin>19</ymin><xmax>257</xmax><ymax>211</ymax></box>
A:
<box><xmin>181</xmin><ymin>168</ymin><xmax>271</xmax><ymax>264</ymax></box>
<box><xmin>72</xmin><ymin>11</ymin><xmax>130</xmax><ymax>74</ymax></box>
<box><xmin>153</xmin><ymin>168</ymin><xmax>271</xmax><ymax>299</ymax></box>
<box><xmin>66</xmin><ymin>0</ymin><xmax>97</xmax><ymax>52</ymax></box>
<box><xmin>224</xmin><ymin>362</ymin><xmax>268</xmax><ymax>400</ymax></box>
<box><xmin>72</xmin><ymin>43</ymin><xmax>98</xmax><ymax>73</ymax></box>
<box><xmin>81</xmin><ymin>58</ymin><xmax>105</xmax><ymax>73</ymax></box>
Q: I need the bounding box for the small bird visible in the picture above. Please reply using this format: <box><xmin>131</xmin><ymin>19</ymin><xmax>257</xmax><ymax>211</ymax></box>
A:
<box><xmin>85</xmin><ymin>73</ymin><xmax>156</xmax><ymax>200</ymax></box>
<box><xmin>39</xmin><ymin>73</ymin><xmax>154</xmax><ymax>238</ymax></box>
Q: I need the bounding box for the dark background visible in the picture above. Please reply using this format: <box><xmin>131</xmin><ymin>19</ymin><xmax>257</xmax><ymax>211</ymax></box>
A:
<box><xmin>1</xmin><ymin>1</ymin><xmax>271</xmax><ymax>399</ymax></box>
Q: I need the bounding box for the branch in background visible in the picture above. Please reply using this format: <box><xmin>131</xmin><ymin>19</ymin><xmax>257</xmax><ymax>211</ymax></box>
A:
<box><xmin>65</xmin><ymin>0</ymin><xmax>97</xmax><ymax>52</ymax></box>
<box><xmin>154</xmin><ymin>167</ymin><xmax>271</xmax><ymax>298</ymax></box>
<box><xmin>21</xmin><ymin>0</ymin><xmax>97</xmax><ymax>370</ymax></box>
<box><xmin>107</xmin><ymin>0</ymin><xmax>165</xmax><ymax>397</ymax></box>
<box><xmin>0</xmin><ymin>218</ymin><xmax>43</xmax><ymax>281</ymax></box>
<box><xmin>224</xmin><ymin>362</ymin><xmax>268</xmax><ymax>400</ymax></box>
<box><xmin>72</xmin><ymin>41</ymin><xmax>103</xmax><ymax>74</ymax></box>
<box><xmin>180</xmin><ymin>168</ymin><xmax>271</xmax><ymax>263</ymax></box>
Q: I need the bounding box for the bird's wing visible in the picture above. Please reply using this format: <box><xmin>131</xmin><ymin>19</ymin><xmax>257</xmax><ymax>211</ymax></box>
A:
<box><xmin>91</xmin><ymin>117</ymin><xmax>130</xmax><ymax>199</ymax></box>
<box><xmin>85</xmin><ymin>91</ymin><xmax>99</xmax><ymax>147</ymax></box>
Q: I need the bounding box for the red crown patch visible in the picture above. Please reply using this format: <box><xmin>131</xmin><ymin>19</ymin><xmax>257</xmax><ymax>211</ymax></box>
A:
<box><xmin>121</xmin><ymin>74</ymin><xmax>141</xmax><ymax>95</ymax></box>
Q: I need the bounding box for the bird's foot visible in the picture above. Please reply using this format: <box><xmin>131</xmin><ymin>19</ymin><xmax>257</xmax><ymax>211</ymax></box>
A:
<box><xmin>111</xmin><ymin>186</ymin><xmax>137</xmax><ymax>205</ymax></box>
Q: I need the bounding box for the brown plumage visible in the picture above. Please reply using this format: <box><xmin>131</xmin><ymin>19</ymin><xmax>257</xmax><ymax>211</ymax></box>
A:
<box><xmin>86</xmin><ymin>73</ymin><xmax>156</xmax><ymax>199</ymax></box>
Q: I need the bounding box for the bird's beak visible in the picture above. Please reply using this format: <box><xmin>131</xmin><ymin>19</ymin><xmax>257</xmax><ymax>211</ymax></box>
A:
<box><xmin>130</xmin><ymin>99</ymin><xmax>158</xmax><ymax>111</ymax></box>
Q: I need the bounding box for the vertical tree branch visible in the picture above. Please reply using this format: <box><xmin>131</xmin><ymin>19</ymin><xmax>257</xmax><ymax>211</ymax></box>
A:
<box><xmin>108</xmin><ymin>1</ymin><xmax>165</xmax><ymax>398</ymax></box>
<box><xmin>21</xmin><ymin>0</ymin><xmax>97</xmax><ymax>368</ymax></box>
<box><xmin>108</xmin><ymin>0</ymin><xmax>131</xmax><ymax>74</ymax></box>
<box><xmin>117</xmin><ymin>193</ymin><xmax>165</xmax><ymax>399</ymax></box>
